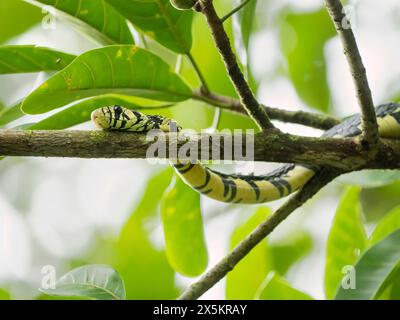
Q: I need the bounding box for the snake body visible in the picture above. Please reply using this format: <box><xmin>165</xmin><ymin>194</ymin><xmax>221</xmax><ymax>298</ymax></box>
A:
<box><xmin>91</xmin><ymin>103</ymin><xmax>400</xmax><ymax>204</ymax></box>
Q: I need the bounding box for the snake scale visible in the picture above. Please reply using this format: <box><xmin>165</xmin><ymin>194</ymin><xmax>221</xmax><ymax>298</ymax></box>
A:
<box><xmin>91</xmin><ymin>103</ymin><xmax>400</xmax><ymax>204</ymax></box>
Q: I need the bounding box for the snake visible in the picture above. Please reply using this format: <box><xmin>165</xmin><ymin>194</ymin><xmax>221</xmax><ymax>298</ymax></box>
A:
<box><xmin>91</xmin><ymin>102</ymin><xmax>400</xmax><ymax>204</ymax></box>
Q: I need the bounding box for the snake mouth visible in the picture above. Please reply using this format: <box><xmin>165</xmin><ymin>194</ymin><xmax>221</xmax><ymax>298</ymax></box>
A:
<box><xmin>91</xmin><ymin>109</ymin><xmax>109</xmax><ymax>129</ymax></box>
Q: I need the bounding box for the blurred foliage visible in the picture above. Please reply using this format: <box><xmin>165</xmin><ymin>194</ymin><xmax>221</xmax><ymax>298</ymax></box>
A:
<box><xmin>280</xmin><ymin>7</ymin><xmax>335</xmax><ymax>112</ymax></box>
<box><xmin>270</xmin><ymin>231</ymin><xmax>313</xmax><ymax>275</ymax></box>
<box><xmin>0</xmin><ymin>0</ymin><xmax>42</xmax><ymax>44</ymax></box>
<box><xmin>226</xmin><ymin>207</ymin><xmax>273</xmax><ymax>299</ymax></box>
<box><xmin>256</xmin><ymin>271</ymin><xmax>313</xmax><ymax>300</ymax></box>
<box><xmin>0</xmin><ymin>289</ymin><xmax>10</xmax><ymax>300</ymax></box>
<box><xmin>360</xmin><ymin>181</ymin><xmax>400</xmax><ymax>222</ymax></box>
<box><xmin>161</xmin><ymin>176</ymin><xmax>208</xmax><ymax>277</ymax></box>
<box><xmin>324</xmin><ymin>187</ymin><xmax>367</xmax><ymax>299</ymax></box>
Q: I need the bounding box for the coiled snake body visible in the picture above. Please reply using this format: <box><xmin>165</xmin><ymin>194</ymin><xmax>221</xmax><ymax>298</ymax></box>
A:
<box><xmin>91</xmin><ymin>103</ymin><xmax>400</xmax><ymax>204</ymax></box>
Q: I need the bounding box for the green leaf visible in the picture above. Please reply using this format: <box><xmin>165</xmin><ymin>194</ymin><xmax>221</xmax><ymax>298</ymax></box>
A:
<box><xmin>369</xmin><ymin>206</ymin><xmax>400</xmax><ymax>246</ymax></box>
<box><xmin>0</xmin><ymin>288</ymin><xmax>10</xmax><ymax>300</ymax></box>
<box><xmin>105</xmin><ymin>0</ymin><xmax>193</xmax><ymax>54</ymax></box>
<box><xmin>27</xmin><ymin>0</ymin><xmax>134</xmax><ymax>44</ymax></box>
<box><xmin>280</xmin><ymin>8</ymin><xmax>335</xmax><ymax>112</ymax></box>
<box><xmin>0</xmin><ymin>0</ymin><xmax>42</xmax><ymax>44</ymax></box>
<box><xmin>29</xmin><ymin>94</ymin><xmax>172</xmax><ymax>130</ymax></box>
<box><xmin>226</xmin><ymin>207</ymin><xmax>273</xmax><ymax>299</ymax></box>
<box><xmin>360</xmin><ymin>181</ymin><xmax>400</xmax><ymax>222</ymax></box>
<box><xmin>256</xmin><ymin>271</ymin><xmax>314</xmax><ymax>300</ymax></box>
<box><xmin>338</xmin><ymin>170</ymin><xmax>400</xmax><ymax>188</ymax></box>
<box><xmin>161</xmin><ymin>176</ymin><xmax>208</xmax><ymax>277</ymax></box>
<box><xmin>0</xmin><ymin>45</ymin><xmax>76</xmax><ymax>74</ymax></box>
<box><xmin>334</xmin><ymin>229</ymin><xmax>400</xmax><ymax>300</ymax></box>
<box><xmin>324</xmin><ymin>187</ymin><xmax>367</xmax><ymax>299</ymax></box>
<box><xmin>117</xmin><ymin>169</ymin><xmax>180</xmax><ymax>299</ymax></box>
<box><xmin>270</xmin><ymin>230</ymin><xmax>313</xmax><ymax>275</ymax></box>
<box><xmin>232</xmin><ymin>0</ymin><xmax>257</xmax><ymax>89</ymax></box>
<box><xmin>41</xmin><ymin>264</ymin><xmax>125</xmax><ymax>300</ymax></box>
<box><xmin>22</xmin><ymin>45</ymin><xmax>192</xmax><ymax>115</ymax></box>
<box><xmin>0</xmin><ymin>102</ymin><xmax>24</xmax><ymax>127</ymax></box>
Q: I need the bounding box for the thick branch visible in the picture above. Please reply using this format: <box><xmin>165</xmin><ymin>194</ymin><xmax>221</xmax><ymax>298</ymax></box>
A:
<box><xmin>325</xmin><ymin>0</ymin><xmax>379</xmax><ymax>150</ymax></box>
<box><xmin>1</xmin><ymin>129</ymin><xmax>400</xmax><ymax>170</ymax></box>
<box><xmin>198</xmin><ymin>0</ymin><xmax>274</xmax><ymax>130</ymax></box>
<box><xmin>178</xmin><ymin>168</ymin><xmax>340</xmax><ymax>300</ymax></box>
<box><xmin>0</xmin><ymin>129</ymin><xmax>364</xmax><ymax>169</ymax></box>
<box><xmin>195</xmin><ymin>91</ymin><xmax>341</xmax><ymax>130</ymax></box>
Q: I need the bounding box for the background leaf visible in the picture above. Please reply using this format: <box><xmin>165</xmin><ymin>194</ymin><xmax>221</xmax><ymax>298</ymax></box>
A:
<box><xmin>324</xmin><ymin>187</ymin><xmax>367</xmax><ymax>299</ymax></box>
<box><xmin>0</xmin><ymin>0</ymin><xmax>42</xmax><ymax>44</ymax></box>
<box><xmin>0</xmin><ymin>45</ymin><xmax>76</xmax><ymax>74</ymax></box>
<box><xmin>232</xmin><ymin>0</ymin><xmax>257</xmax><ymax>89</ymax></box>
<box><xmin>226</xmin><ymin>207</ymin><xmax>273</xmax><ymax>299</ymax></box>
<box><xmin>41</xmin><ymin>264</ymin><xmax>126</xmax><ymax>300</ymax></box>
<box><xmin>29</xmin><ymin>94</ymin><xmax>172</xmax><ymax>130</ymax></box>
<box><xmin>270</xmin><ymin>230</ymin><xmax>313</xmax><ymax>275</ymax></box>
<box><xmin>105</xmin><ymin>0</ymin><xmax>193</xmax><ymax>53</ymax></box>
<box><xmin>369</xmin><ymin>206</ymin><xmax>400</xmax><ymax>246</ymax></box>
<box><xmin>161</xmin><ymin>176</ymin><xmax>208</xmax><ymax>277</ymax></box>
<box><xmin>360</xmin><ymin>181</ymin><xmax>400</xmax><ymax>223</ymax></box>
<box><xmin>338</xmin><ymin>170</ymin><xmax>400</xmax><ymax>189</ymax></box>
<box><xmin>280</xmin><ymin>8</ymin><xmax>335</xmax><ymax>112</ymax></box>
<box><xmin>334</xmin><ymin>229</ymin><xmax>400</xmax><ymax>300</ymax></box>
<box><xmin>117</xmin><ymin>169</ymin><xmax>180</xmax><ymax>299</ymax></box>
<box><xmin>0</xmin><ymin>102</ymin><xmax>23</xmax><ymax>127</ymax></box>
<box><xmin>256</xmin><ymin>271</ymin><xmax>313</xmax><ymax>300</ymax></box>
<box><xmin>22</xmin><ymin>45</ymin><xmax>192</xmax><ymax>114</ymax></box>
<box><xmin>27</xmin><ymin>0</ymin><xmax>134</xmax><ymax>44</ymax></box>
<box><xmin>0</xmin><ymin>288</ymin><xmax>10</xmax><ymax>300</ymax></box>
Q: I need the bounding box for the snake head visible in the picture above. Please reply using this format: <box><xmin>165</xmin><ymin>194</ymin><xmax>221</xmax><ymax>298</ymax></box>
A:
<box><xmin>91</xmin><ymin>107</ymin><xmax>113</xmax><ymax>130</ymax></box>
<box><xmin>159</xmin><ymin>118</ymin><xmax>182</xmax><ymax>132</ymax></box>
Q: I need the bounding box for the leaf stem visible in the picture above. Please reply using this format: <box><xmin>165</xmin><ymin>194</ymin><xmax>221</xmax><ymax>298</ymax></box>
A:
<box><xmin>221</xmin><ymin>0</ymin><xmax>253</xmax><ymax>23</ymax></box>
<box><xmin>186</xmin><ymin>52</ymin><xmax>211</xmax><ymax>94</ymax></box>
<box><xmin>192</xmin><ymin>90</ymin><xmax>341</xmax><ymax>130</ymax></box>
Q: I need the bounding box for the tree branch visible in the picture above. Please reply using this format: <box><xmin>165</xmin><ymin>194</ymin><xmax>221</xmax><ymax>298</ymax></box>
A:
<box><xmin>198</xmin><ymin>0</ymin><xmax>274</xmax><ymax>130</ymax></box>
<box><xmin>325</xmin><ymin>0</ymin><xmax>379</xmax><ymax>150</ymax></box>
<box><xmin>178</xmin><ymin>168</ymin><xmax>340</xmax><ymax>300</ymax></box>
<box><xmin>1</xmin><ymin>129</ymin><xmax>400</xmax><ymax>170</ymax></box>
<box><xmin>194</xmin><ymin>91</ymin><xmax>341</xmax><ymax>130</ymax></box>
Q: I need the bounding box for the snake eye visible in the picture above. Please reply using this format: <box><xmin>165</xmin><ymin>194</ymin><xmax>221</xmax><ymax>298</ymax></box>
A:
<box><xmin>114</xmin><ymin>105</ymin><xmax>122</xmax><ymax>113</ymax></box>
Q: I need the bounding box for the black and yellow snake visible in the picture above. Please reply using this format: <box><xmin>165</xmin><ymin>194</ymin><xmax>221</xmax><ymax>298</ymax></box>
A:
<box><xmin>91</xmin><ymin>103</ymin><xmax>400</xmax><ymax>204</ymax></box>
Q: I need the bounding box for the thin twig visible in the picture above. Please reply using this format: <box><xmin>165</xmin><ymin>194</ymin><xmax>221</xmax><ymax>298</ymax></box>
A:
<box><xmin>187</xmin><ymin>52</ymin><xmax>211</xmax><ymax>94</ymax></box>
<box><xmin>221</xmin><ymin>0</ymin><xmax>253</xmax><ymax>23</ymax></box>
<box><xmin>198</xmin><ymin>0</ymin><xmax>274</xmax><ymax>130</ymax></box>
<box><xmin>193</xmin><ymin>91</ymin><xmax>341</xmax><ymax>130</ymax></box>
<box><xmin>178</xmin><ymin>168</ymin><xmax>340</xmax><ymax>300</ymax></box>
<box><xmin>325</xmin><ymin>0</ymin><xmax>379</xmax><ymax>151</ymax></box>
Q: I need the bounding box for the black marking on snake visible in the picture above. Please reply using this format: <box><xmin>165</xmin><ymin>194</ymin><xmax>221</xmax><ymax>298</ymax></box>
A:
<box><xmin>269</xmin><ymin>179</ymin><xmax>285</xmax><ymax>198</ymax></box>
<box><xmin>193</xmin><ymin>170</ymin><xmax>211</xmax><ymax>190</ymax></box>
<box><xmin>178</xmin><ymin>163</ymin><xmax>195</xmax><ymax>174</ymax></box>
<box><xmin>246</xmin><ymin>180</ymin><xmax>260</xmax><ymax>201</ymax></box>
<box><xmin>201</xmin><ymin>189</ymin><xmax>213</xmax><ymax>195</ymax></box>
<box><xmin>277</xmin><ymin>178</ymin><xmax>292</xmax><ymax>195</ymax></box>
<box><xmin>391</xmin><ymin>111</ymin><xmax>400</xmax><ymax>124</ymax></box>
<box><xmin>222</xmin><ymin>179</ymin><xmax>237</xmax><ymax>202</ymax></box>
